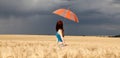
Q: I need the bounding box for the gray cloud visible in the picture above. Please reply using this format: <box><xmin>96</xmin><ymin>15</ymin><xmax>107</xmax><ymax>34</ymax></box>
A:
<box><xmin>0</xmin><ymin>0</ymin><xmax>70</xmax><ymax>17</ymax></box>
<box><xmin>0</xmin><ymin>0</ymin><xmax>120</xmax><ymax>35</ymax></box>
<box><xmin>113</xmin><ymin>0</ymin><xmax>120</xmax><ymax>4</ymax></box>
<box><xmin>78</xmin><ymin>9</ymin><xmax>102</xmax><ymax>17</ymax></box>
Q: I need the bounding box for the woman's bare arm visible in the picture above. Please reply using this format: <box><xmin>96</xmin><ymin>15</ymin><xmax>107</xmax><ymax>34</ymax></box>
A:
<box><xmin>58</xmin><ymin>29</ymin><xmax>64</xmax><ymax>42</ymax></box>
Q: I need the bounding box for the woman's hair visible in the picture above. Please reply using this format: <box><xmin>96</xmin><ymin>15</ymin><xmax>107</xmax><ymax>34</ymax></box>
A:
<box><xmin>56</xmin><ymin>20</ymin><xmax>64</xmax><ymax>37</ymax></box>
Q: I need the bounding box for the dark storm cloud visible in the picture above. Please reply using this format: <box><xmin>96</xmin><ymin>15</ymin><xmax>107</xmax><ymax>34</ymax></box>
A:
<box><xmin>79</xmin><ymin>9</ymin><xmax>102</xmax><ymax>16</ymax></box>
<box><xmin>69</xmin><ymin>0</ymin><xmax>120</xmax><ymax>35</ymax></box>
<box><xmin>113</xmin><ymin>0</ymin><xmax>120</xmax><ymax>4</ymax></box>
<box><xmin>0</xmin><ymin>0</ymin><xmax>120</xmax><ymax>35</ymax></box>
<box><xmin>0</xmin><ymin>0</ymin><xmax>70</xmax><ymax>17</ymax></box>
<box><xmin>75</xmin><ymin>8</ymin><xmax>119</xmax><ymax>26</ymax></box>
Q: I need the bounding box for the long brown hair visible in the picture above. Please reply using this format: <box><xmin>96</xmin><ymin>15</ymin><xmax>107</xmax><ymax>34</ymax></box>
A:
<box><xmin>56</xmin><ymin>20</ymin><xmax>64</xmax><ymax>37</ymax></box>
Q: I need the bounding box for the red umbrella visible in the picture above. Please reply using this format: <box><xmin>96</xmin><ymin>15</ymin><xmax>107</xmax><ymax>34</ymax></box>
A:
<box><xmin>53</xmin><ymin>8</ymin><xmax>79</xmax><ymax>23</ymax></box>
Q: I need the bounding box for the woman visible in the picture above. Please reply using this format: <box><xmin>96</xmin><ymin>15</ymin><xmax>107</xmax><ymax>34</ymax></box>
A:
<box><xmin>56</xmin><ymin>20</ymin><xmax>66</xmax><ymax>47</ymax></box>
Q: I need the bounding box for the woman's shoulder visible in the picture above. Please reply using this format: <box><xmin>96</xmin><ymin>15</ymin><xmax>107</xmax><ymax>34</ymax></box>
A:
<box><xmin>58</xmin><ymin>29</ymin><xmax>62</xmax><ymax>31</ymax></box>
<box><xmin>57</xmin><ymin>29</ymin><xmax>62</xmax><ymax>33</ymax></box>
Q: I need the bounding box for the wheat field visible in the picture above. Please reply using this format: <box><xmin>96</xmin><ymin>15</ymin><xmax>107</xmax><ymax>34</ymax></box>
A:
<box><xmin>0</xmin><ymin>35</ymin><xmax>120</xmax><ymax>58</ymax></box>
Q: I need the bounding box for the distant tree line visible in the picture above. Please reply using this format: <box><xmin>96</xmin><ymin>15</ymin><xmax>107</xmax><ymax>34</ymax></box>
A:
<box><xmin>110</xmin><ymin>34</ymin><xmax>120</xmax><ymax>37</ymax></box>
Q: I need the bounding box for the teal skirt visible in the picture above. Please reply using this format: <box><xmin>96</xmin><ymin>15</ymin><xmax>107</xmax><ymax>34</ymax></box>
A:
<box><xmin>56</xmin><ymin>33</ymin><xmax>63</xmax><ymax>42</ymax></box>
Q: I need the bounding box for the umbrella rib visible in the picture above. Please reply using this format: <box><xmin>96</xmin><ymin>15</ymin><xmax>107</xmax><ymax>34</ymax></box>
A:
<box><xmin>64</xmin><ymin>9</ymin><xmax>69</xmax><ymax>18</ymax></box>
<box><xmin>60</xmin><ymin>9</ymin><xmax>65</xmax><ymax>17</ymax></box>
<box><xmin>70</xmin><ymin>12</ymin><xmax>74</xmax><ymax>21</ymax></box>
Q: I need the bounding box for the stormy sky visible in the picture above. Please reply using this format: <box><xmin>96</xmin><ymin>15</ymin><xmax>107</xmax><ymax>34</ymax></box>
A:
<box><xmin>0</xmin><ymin>0</ymin><xmax>120</xmax><ymax>35</ymax></box>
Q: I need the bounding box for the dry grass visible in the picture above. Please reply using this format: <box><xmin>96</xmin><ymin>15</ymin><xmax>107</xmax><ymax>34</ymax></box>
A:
<box><xmin>0</xmin><ymin>35</ymin><xmax>120</xmax><ymax>58</ymax></box>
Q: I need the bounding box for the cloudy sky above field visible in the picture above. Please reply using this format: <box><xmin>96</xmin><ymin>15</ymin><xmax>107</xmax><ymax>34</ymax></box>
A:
<box><xmin>0</xmin><ymin>0</ymin><xmax>120</xmax><ymax>35</ymax></box>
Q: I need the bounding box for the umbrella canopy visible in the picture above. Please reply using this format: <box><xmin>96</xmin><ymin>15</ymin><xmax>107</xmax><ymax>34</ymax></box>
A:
<box><xmin>53</xmin><ymin>8</ymin><xmax>79</xmax><ymax>23</ymax></box>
